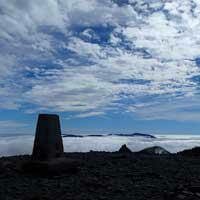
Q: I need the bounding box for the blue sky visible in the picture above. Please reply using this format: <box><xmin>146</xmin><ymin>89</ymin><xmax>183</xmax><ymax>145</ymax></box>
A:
<box><xmin>1</xmin><ymin>0</ymin><xmax>200</xmax><ymax>135</ymax></box>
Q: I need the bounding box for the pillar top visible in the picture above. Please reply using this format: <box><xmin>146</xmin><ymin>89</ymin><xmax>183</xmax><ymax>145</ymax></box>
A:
<box><xmin>38</xmin><ymin>114</ymin><xmax>59</xmax><ymax>118</ymax></box>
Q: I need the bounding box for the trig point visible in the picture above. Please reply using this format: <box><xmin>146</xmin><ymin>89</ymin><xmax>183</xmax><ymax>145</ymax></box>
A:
<box><xmin>32</xmin><ymin>114</ymin><xmax>64</xmax><ymax>161</ymax></box>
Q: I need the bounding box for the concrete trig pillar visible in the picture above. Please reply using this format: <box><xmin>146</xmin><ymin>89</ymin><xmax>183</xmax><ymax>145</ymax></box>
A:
<box><xmin>32</xmin><ymin>114</ymin><xmax>64</xmax><ymax>160</ymax></box>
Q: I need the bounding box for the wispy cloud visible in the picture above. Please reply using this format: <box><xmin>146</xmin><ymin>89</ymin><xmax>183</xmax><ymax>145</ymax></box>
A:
<box><xmin>69</xmin><ymin>111</ymin><xmax>105</xmax><ymax>119</ymax></box>
<box><xmin>127</xmin><ymin>96</ymin><xmax>200</xmax><ymax>121</ymax></box>
<box><xmin>0</xmin><ymin>120</ymin><xmax>30</xmax><ymax>135</ymax></box>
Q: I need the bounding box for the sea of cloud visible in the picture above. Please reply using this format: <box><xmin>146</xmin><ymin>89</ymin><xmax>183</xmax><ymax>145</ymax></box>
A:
<box><xmin>1</xmin><ymin>134</ymin><xmax>200</xmax><ymax>156</ymax></box>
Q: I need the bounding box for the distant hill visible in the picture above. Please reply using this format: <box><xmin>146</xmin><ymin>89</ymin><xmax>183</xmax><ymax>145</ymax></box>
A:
<box><xmin>62</xmin><ymin>133</ymin><xmax>156</xmax><ymax>138</ymax></box>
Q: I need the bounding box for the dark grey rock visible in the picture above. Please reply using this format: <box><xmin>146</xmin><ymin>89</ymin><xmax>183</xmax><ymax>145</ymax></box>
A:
<box><xmin>32</xmin><ymin>114</ymin><xmax>64</xmax><ymax>161</ymax></box>
<box><xmin>118</xmin><ymin>144</ymin><xmax>132</xmax><ymax>153</ymax></box>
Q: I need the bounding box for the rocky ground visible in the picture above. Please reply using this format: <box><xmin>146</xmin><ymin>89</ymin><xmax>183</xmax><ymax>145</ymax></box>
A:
<box><xmin>0</xmin><ymin>152</ymin><xmax>200</xmax><ymax>200</ymax></box>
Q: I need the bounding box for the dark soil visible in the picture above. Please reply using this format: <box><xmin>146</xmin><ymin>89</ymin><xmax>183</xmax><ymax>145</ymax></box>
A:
<box><xmin>0</xmin><ymin>152</ymin><xmax>200</xmax><ymax>200</ymax></box>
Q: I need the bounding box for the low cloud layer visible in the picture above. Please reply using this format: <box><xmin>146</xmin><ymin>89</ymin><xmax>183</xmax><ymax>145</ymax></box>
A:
<box><xmin>1</xmin><ymin>0</ymin><xmax>200</xmax><ymax>121</ymax></box>
<box><xmin>1</xmin><ymin>135</ymin><xmax>200</xmax><ymax>156</ymax></box>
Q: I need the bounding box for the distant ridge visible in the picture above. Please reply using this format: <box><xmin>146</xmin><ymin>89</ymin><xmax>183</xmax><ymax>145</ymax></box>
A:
<box><xmin>62</xmin><ymin>133</ymin><xmax>156</xmax><ymax>138</ymax></box>
<box><xmin>62</xmin><ymin>134</ymin><xmax>83</xmax><ymax>138</ymax></box>
<box><xmin>108</xmin><ymin>133</ymin><xmax>156</xmax><ymax>138</ymax></box>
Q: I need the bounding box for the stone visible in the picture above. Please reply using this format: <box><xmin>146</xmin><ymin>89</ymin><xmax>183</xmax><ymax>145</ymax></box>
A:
<box><xmin>195</xmin><ymin>192</ymin><xmax>200</xmax><ymax>197</ymax></box>
<box><xmin>188</xmin><ymin>185</ymin><xmax>200</xmax><ymax>193</ymax></box>
<box><xmin>177</xmin><ymin>194</ymin><xmax>186</xmax><ymax>199</ymax></box>
<box><xmin>32</xmin><ymin>114</ymin><xmax>64</xmax><ymax>161</ymax></box>
<box><xmin>22</xmin><ymin>158</ymin><xmax>80</xmax><ymax>176</ymax></box>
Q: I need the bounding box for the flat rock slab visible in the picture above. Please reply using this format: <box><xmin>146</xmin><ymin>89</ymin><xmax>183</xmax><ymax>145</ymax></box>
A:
<box><xmin>22</xmin><ymin>157</ymin><xmax>82</xmax><ymax>176</ymax></box>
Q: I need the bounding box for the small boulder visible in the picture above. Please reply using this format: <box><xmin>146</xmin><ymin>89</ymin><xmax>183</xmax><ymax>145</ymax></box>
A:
<box><xmin>118</xmin><ymin>144</ymin><xmax>132</xmax><ymax>153</ymax></box>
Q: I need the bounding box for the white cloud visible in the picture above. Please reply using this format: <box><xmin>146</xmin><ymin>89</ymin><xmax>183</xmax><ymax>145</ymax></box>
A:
<box><xmin>71</xmin><ymin>111</ymin><xmax>105</xmax><ymax>119</ymax></box>
<box><xmin>0</xmin><ymin>0</ymin><xmax>200</xmax><ymax>120</ymax></box>
<box><xmin>0</xmin><ymin>0</ymin><xmax>66</xmax><ymax>39</ymax></box>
